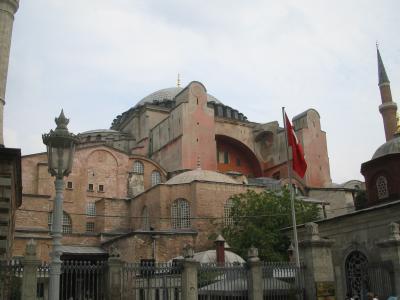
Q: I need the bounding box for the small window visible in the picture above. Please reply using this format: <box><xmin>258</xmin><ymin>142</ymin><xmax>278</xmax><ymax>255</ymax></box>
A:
<box><xmin>98</xmin><ymin>184</ymin><xmax>104</xmax><ymax>192</ymax></box>
<box><xmin>224</xmin><ymin>199</ymin><xmax>233</xmax><ymax>227</ymax></box>
<box><xmin>236</xmin><ymin>158</ymin><xmax>241</xmax><ymax>166</ymax></box>
<box><xmin>86</xmin><ymin>203</ymin><xmax>96</xmax><ymax>217</ymax></box>
<box><xmin>376</xmin><ymin>175</ymin><xmax>389</xmax><ymax>199</ymax></box>
<box><xmin>86</xmin><ymin>222</ymin><xmax>95</xmax><ymax>232</ymax></box>
<box><xmin>67</xmin><ymin>181</ymin><xmax>73</xmax><ymax>189</ymax></box>
<box><xmin>151</xmin><ymin>171</ymin><xmax>161</xmax><ymax>186</ymax></box>
<box><xmin>272</xmin><ymin>172</ymin><xmax>280</xmax><ymax>180</ymax></box>
<box><xmin>133</xmin><ymin>161</ymin><xmax>144</xmax><ymax>174</ymax></box>
<box><xmin>224</xmin><ymin>151</ymin><xmax>229</xmax><ymax>164</ymax></box>
<box><xmin>88</xmin><ymin>184</ymin><xmax>94</xmax><ymax>192</ymax></box>
<box><xmin>171</xmin><ymin>199</ymin><xmax>191</xmax><ymax>229</ymax></box>
<box><xmin>48</xmin><ymin>211</ymin><xmax>72</xmax><ymax>234</ymax></box>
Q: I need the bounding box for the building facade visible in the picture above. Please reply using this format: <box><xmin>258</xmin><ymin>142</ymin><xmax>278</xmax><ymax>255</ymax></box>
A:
<box><xmin>13</xmin><ymin>80</ymin><xmax>331</xmax><ymax>262</ymax></box>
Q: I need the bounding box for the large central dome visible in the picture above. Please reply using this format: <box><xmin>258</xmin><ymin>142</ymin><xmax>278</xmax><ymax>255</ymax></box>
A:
<box><xmin>134</xmin><ymin>87</ymin><xmax>221</xmax><ymax>108</ymax></box>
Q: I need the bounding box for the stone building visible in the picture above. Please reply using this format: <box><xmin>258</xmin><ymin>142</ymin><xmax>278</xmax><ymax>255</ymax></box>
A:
<box><xmin>13</xmin><ymin>78</ymin><xmax>331</xmax><ymax>262</ymax></box>
<box><xmin>289</xmin><ymin>47</ymin><xmax>400</xmax><ymax>299</ymax></box>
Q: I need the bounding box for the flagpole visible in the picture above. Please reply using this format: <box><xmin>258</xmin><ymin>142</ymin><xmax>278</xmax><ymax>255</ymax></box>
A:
<box><xmin>282</xmin><ymin>107</ymin><xmax>300</xmax><ymax>268</ymax></box>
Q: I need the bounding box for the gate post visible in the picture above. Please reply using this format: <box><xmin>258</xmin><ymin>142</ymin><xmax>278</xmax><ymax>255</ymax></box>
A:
<box><xmin>181</xmin><ymin>244</ymin><xmax>198</xmax><ymax>300</ymax></box>
<box><xmin>377</xmin><ymin>222</ymin><xmax>400</xmax><ymax>295</ymax></box>
<box><xmin>22</xmin><ymin>239</ymin><xmax>41</xmax><ymax>300</ymax></box>
<box><xmin>107</xmin><ymin>246</ymin><xmax>123</xmax><ymax>300</ymax></box>
<box><xmin>298</xmin><ymin>222</ymin><xmax>335</xmax><ymax>299</ymax></box>
<box><xmin>247</xmin><ymin>247</ymin><xmax>262</xmax><ymax>300</ymax></box>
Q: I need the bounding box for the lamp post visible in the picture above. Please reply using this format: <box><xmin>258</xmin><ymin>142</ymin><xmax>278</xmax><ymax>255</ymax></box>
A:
<box><xmin>42</xmin><ymin>110</ymin><xmax>78</xmax><ymax>300</ymax></box>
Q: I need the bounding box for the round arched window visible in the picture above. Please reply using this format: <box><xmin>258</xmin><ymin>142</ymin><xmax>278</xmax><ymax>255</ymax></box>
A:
<box><xmin>345</xmin><ymin>251</ymin><xmax>369</xmax><ymax>298</ymax></box>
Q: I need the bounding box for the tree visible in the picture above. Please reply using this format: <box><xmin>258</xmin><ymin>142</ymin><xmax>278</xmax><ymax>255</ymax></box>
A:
<box><xmin>223</xmin><ymin>189</ymin><xmax>320</xmax><ymax>261</ymax></box>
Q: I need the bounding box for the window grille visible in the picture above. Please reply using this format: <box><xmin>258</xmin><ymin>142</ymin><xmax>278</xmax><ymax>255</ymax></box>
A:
<box><xmin>141</xmin><ymin>206</ymin><xmax>149</xmax><ymax>230</ymax></box>
<box><xmin>224</xmin><ymin>199</ymin><xmax>233</xmax><ymax>227</ymax></box>
<box><xmin>151</xmin><ymin>171</ymin><xmax>161</xmax><ymax>186</ymax></box>
<box><xmin>345</xmin><ymin>251</ymin><xmax>369</xmax><ymax>298</ymax></box>
<box><xmin>171</xmin><ymin>199</ymin><xmax>191</xmax><ymax>229</ymax></box>
<box><xmin>86</xmin><ymin>222</ymin><xmax>95</xmax><ymax>232</ymax></box>
<box><xmin>133</xmin><ymin>161</ymin><xmax>144</xmax><ymax>174</ymax></box>
<box><xmin>376</xmin><ymin>175</ymin><xmax>389</xmax><ymax>199</ymax></box>
<box><xmin>86</xmin><ymin>203</ymin><xmax>96</xmax><ymax>216</ymax></box>
<box><xmin>48</xmin><ymin>211</ymin><xmax>72</xmax><ymax>234</ymax></box>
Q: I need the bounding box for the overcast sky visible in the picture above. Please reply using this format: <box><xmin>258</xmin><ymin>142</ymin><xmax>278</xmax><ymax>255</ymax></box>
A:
<box><xmin>4</xmin><ymin>0</ymin><xmax>400</xmax><ymax>183</ymax></box>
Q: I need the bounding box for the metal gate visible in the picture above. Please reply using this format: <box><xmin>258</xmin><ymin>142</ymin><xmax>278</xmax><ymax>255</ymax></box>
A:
<box><xmin>60</xmin><ymin>260</ymin><xmax>107</xmax><ymax>300</ymax></box>
<box><xmin>122</xmin><ymin>260</ymin><xmax>182</xmax><ymax>299</ymax></box>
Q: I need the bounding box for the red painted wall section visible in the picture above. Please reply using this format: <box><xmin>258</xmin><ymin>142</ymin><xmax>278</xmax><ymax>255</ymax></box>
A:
<box><xmin>178</xmin><ymin>82</ymin><xmax>217</xmax><ymax>171</ymax></box>
<box><xmin>216</xmin><ymin>136</ymin><xmax>262</xmax><ymax>177</ymax></box>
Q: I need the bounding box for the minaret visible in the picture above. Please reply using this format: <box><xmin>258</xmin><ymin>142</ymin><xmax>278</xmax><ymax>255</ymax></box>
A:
<box><xmin>0</xmin><ymin>0</ymin><xmax>19</xmax><ymax>146</ymax></box>
<box><xmin>377</xmin><ymin>45</ymin><xmax>397</xmax><ymax>141</ymax></box>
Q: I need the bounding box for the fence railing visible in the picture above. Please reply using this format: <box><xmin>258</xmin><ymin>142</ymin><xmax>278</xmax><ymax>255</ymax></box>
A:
<box><xmin>262</xmin><ymin>262</ymin><xmax>305</xmax><ymax>300</ymax></box>
<box><xmin>0</xmin><ymin>259</ymin><xmax>23</xmax><ymax>300</ymax></box>
<box><xmin>121</xmin><ymin>260</ymin><xmax>183</xmax><ymax>299</ymax></box>
<box><xmin>198</xmin><ymin>263</ymin><xmax>249</xmax><ymax>300</ymax></box>
<box><xmin>1</xmin><ymin>256</ymin><xmax>309</xmax><ymax>300</ymax></box>
<box><xmin>60</xmin><ymin>260</ymin><xmax>107</xmax><ymax>300</ymax></box>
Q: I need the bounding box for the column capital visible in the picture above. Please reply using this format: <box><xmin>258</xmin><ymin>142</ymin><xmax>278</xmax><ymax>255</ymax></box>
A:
<box><xmin>0</xmin><ymin>0</ymin><xmax>19</xmax><ymax>15</ymax></box>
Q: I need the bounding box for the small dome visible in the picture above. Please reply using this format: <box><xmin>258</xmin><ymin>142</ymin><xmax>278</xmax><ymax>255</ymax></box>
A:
<box><xmin>135</xmin><ymin>87</ymin><xmax>221</xmax><ymax>108</ymax></box>
<box><xmin>165</xmin><ymin>169</ymin><xmax>239</xmax><ymax>185</ymax></box>
<box><xmin>372</xmin><ymin>134</ymin><xmax>400</xmax><ymax>159</ymax></box>
<box><xmin>79</xmin><ymin>129</ymin><xmax>120</xmax><ymax>135</ymax></box>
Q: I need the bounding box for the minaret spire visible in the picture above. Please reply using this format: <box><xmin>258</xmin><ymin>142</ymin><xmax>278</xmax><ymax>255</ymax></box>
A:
<box><xmin>376</xmin><ymin>45</ymin><xmax>397</xmax><ymax>141</ymax></box>
<box><xmin>377</xmin><ymin>44</ymin><xmax>390</xmax><ymax>85</ymax></box>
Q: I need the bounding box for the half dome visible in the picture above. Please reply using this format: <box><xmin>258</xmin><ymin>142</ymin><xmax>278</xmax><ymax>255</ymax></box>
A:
<box><xmin>372</xmin><ymin>134</ymin><xmax>400</xmax><ymax>159</ymax></box>
<box><xmin>165</xmin><ymin>169</ymin><xmax>239</xmax><ymax>185</ymax></box>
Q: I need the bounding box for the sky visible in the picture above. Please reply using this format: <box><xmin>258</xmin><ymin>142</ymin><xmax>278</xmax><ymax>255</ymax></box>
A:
<box><xmin>3</xmin><ymin>0</ymin><xmax>400</xmax><ymax>183</ymax></box>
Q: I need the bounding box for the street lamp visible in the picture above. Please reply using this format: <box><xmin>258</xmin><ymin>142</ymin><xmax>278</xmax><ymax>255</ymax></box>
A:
<box><xmin>42</xmin><ymin>110</ymin><xmax>78</xmax><ymax>300</ymax></box>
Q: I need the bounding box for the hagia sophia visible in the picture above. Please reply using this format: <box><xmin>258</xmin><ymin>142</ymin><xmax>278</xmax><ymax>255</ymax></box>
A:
<box><xmin>13</xmin><ymin>79</ymin><xmax>333</xmax><ymax>262</ymax></box>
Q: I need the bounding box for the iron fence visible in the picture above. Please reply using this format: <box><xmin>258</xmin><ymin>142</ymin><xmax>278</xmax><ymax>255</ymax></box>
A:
<box><xmin>36</xmin><ymin>261</ymin><xmax>49</xmax><ymax>300</ymax></box>
<box><xmin>198</xmin><ymin>263</ymin><xmax>249</xmax><ymax>300</ymax></box>
<box><xmin>262</xmin><ymin>262</ymin><xmax>305</xmax><ymax>300</ymax></box>
<box><xmin>59</xmin><ymin>260</ymin><xmax>107</xmax><ymax>300</ymax></box>
<box><xmin>0</xmin><ymin>259</ymin><xmax>23</xmax><ymax>300</ymax></box>
<box><xmin>366</xmin><ymin>261</ymin><xmax>394</xmax><ymax>300</ymax></box>
<box><xmin>122</xmin><ymin>260</ymin><xmax>183</xmax><ymax>299</ymax></box>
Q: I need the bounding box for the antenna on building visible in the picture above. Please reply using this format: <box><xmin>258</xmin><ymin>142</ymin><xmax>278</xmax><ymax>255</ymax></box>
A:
<box><xmin>177</xmin><ymin>73</ymin><xmax>181</xmax><ymax>87</ymax></box>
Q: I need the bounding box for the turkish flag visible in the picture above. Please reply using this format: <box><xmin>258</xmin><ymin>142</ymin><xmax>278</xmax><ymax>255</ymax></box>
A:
<box><xmin>285</xmin><ymin>113</ymin><xmax>307</xmax><ymax>178</ymax></box>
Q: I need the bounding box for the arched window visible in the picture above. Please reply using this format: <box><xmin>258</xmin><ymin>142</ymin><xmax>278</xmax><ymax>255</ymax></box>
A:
<box><xmin>133</xmin><ymin>161</ymin><xmax>144</xmax><ymax>174</ymax></box>
<box><xmin>48</xmin><ymin>211</ymin><xmax>72</xmax><ymax>234</ymax></box>
<box><xmin>224</xmin><ymin>199</ymin><xmax>233</xmax><ymax>227</ymax></box>
<box><xmin>171</xmin><ymin>199</ymin><xmax>191</xmax><ymax>229</ymax></box>
<box><xmin>151</xmin><ymin>170</ymin><xmax>161</xmax><ymax>186</ymax></box>
<box><xmin>345</xmin><ymin>251</ymin><xmax>369</xmax><ymax>298</ymax></box>
<box><xmin>376</xmin><ymin>175</ymin><xmax>389</xmax><ymax>199</ymax></box>
<box><xmin>141</xmin><ymin>206</ymin><xmax>149</xmax><ymax>230</ymax></box>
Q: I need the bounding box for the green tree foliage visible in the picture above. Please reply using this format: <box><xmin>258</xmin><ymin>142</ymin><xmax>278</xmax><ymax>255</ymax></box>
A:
<box><xmin>223</xmin><ymin>189</ymin><xmax>320</xmax><ymax>261</ymax></box>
